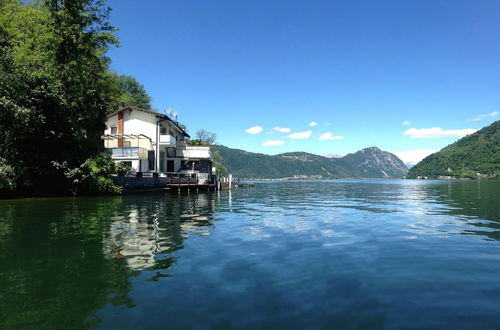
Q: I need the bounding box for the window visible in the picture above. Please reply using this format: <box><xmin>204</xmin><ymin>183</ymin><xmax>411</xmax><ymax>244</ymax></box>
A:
<box><xmin>166</xmin><ymin>147</ymin><xmax>176</xmax><ymax>157</ymax></box>
<box><xmin>110</xmin><ymin>126</ymin><xmax>117</xmax><ymax>134</ymax></box>
<box><xmin>148</xmin><ymin>151</ymin><xmax>155</xmax><ymax>171</ymax></box>
<box><xmin>123</xmin><ymin>141</ymin><xmax>131</xmax><ymax>147</ymax></box>
<box><xmin>160</xmin><ymin>126</ymin><xmax>168</xmax><ymax>135</ymax></box>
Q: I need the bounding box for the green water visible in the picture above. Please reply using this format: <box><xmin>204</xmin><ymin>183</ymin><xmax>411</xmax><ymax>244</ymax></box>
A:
<box><xmin>0</xmin><ymin>180</ymin><xmax>499</xmax><ymax>329</ymax></box>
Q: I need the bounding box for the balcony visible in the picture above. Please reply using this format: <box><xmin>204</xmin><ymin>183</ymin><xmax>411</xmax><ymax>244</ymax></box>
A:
<box><xmin>102</xmin><ymin>134</ymin><xmax>153</xmax><ymax>150</ymax></box>
<box><xmin>176</xmin><ymin>146</ymin><xmax>211</xmax><ymax>159</ymax></box>
<box><xmin>159</xmin><ymin>134</ymin><xmax>176</xmax><ymax>145</ymax></box>
<box><xmin>107</xmin><ymin>147</ymin><xmax>148</xmax><ymax>158</ymax></box>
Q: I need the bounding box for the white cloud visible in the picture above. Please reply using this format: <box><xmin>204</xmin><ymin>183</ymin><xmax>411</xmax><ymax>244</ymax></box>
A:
<box><xmin>469</xmin><ymin>111</ymin><xmax>499</xmax><ymax>122</ymax></box>
<box><xmin>402</xmin><ymin>120</ymin><xmax>412</xmax><ymax>126</ymax></box>
<box><xmin>393</xmin><ymin>149</ymin><xmax>437</xmax><ymax>166</ymax></box>
<box><xmin>262</xmin><ymin>140</ymin><xmax>285</xmax><ymax>146</ymax></box>
<box><xmin>324</xmin><ymin>123</ymin><xmax>331</xmax><ymax>126</ymax></box>
<box><xmin>273</xmin><ymin>126</ymin><xmax>291</xmax><ymax>133</ymax></box>
<box><xmin>309</xmin><ymin>121</ymin><xmax>318</xmax><ymax>127</ymax></box>
<box><xmin>286</xmin><ymin>130</ymin><xmax>312</xmax><ymax>139</ymax></box>
<box><xmin>245</xmin><ymin>126</ymin><xmax>263</xmax><ymax>134</ymax></box>
<box><xmin>318</xmin><ymin>132</ymin><xmax>344</xmax><ymax>140</ymax></box>
<box><xmin>403</xmin><ymin>127</ymin><xmax>477</xmax><ymax>139</ymax></box>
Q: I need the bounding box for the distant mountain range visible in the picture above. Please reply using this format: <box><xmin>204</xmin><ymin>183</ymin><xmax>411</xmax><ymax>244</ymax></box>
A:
<box><xmin>407</xmin><ymin>120</ymin><xmax>500</xmax><ymax>179</ymax></box>
<box><xmin>212</xmin><ymin>146</ymin><xmax>408</xmax><ymax>179</ymax></box>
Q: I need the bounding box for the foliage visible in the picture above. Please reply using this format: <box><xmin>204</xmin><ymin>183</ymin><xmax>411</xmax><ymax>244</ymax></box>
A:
<box><xmin>210</xmin><ymin>147</ymin><xmax>228</xmax><ymax>177</ymax></box>
<box><xmin>105</xmin><ymin>72</ymin><xmax>152</xmax><ymax>113</ymax></box>
<box><xmin>53</xmin><ymin>155</ymin><xmax>122</xmax><ymax>195</ymax></box>
<box><xmin>188</xmin><ymin>129</ymin><xmax>217</xmax><ymax>146</ymax></box>
<box><xmin>407</xmin><ymin>121</ymin><xmax>500</xmax><ymax>179</ymax></box>
<box><xmin>187</xmin><ymin>140</ymin><xmax>209</xmax><ymax>146</ymax></box>
<box><xmin>0</xmin><ymin>157</ymin><xmax>16</xmax><ymax>191</ymax></box>
<box><xmin>0</xmin><ymin>0</ymin><xmax>147</xmax><ymax>196</ymax></box>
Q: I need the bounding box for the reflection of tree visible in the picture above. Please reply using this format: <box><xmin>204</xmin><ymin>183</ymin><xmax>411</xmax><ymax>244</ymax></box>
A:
<box><xmin>0</xmin><ymin>197</ymin><xmax>133</xmax><ymax>329</ymax></box>
<box><xmin>0</xmin><ymin>192</ymin><xmax>218</xmax><ymax>329</ymax></box>
<box><xmin>436</xmin><ymin>181</ymin><xmax>499</xmax><ymax>221</ymax></box>
<box><xmin>406</xmin><ymin>180</ymin><xmax>500</xmax><ymax>240</ymax></box>
<box><xmin>434</xmin><ymin>181</ymin><xmax>500</xmax><ymax>240</ymax></box>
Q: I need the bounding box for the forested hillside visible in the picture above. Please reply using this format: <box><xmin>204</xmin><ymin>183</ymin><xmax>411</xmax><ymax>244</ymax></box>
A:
<box><xmin>213</xmin><ymin>146</ymin><xmax>408</xmax><ymax>179</ymax></box>
<box><xmin>407</xmin><ymin>121</ymin><xmax>500</xmax><ymax>179</ymax></box>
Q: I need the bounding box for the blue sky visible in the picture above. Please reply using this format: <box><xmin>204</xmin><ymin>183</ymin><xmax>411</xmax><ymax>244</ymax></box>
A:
<box><xmin>107</xmin><ymin>0</ymin><xmax>500</xmax><ymax>164</ymax></box>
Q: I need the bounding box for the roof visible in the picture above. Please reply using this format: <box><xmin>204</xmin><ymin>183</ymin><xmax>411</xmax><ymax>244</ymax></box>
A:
<box><xmin>107</xmin><ymin>105</ymin><xmax>191</xmax><ymax>138</ymax></box>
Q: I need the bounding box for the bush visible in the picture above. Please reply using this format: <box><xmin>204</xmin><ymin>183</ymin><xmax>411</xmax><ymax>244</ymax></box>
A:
<box><xmin>53</xmin><ymin>155</ymin><xmax>123</xmax><ymax>195</ymax></box>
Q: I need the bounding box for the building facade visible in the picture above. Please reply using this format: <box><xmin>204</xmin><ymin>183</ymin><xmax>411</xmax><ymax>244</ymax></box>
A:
<box><xmin>102</xmin><ymin>105</ymin><xmax>214</xmax><ymax>183</ymax></box>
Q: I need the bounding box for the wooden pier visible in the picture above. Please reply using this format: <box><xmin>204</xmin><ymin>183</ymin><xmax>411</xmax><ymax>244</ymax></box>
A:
<box><xmin>114</xmin><ymin>172</ymin><xmax>253</xmax><ymax>193</ymax></box>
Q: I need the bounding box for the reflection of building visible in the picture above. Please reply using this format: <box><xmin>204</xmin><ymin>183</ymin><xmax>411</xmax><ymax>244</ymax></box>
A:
<box><xmin>105</xmin><ymin>193</ymin><xmax>216</xmax><ymax>271</ymax></box>
<box><xmin>102</xmin><ymin>105</ymin><xmax>214</xmax><ymax>184</ymax></box>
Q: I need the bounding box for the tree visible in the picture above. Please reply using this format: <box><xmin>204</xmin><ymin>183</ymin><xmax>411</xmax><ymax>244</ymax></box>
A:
<box><xmin>106</xmin><ymin>72</ymin><xmax>152</xmax><ymax>113</ymax></box>
<box><xmin>193</xmin><ymin>129</ymin><xmax>217</xmax><ymax>146</ymax></box>
<box><xmin>0</xmin><ymin>0</ymin><xmax>120</xmax><ymax>195</ymax></box>
<box><xmin>211</xmin><ymin>147</ymin><xmax>228</xmax><ymax>177</ymax></box>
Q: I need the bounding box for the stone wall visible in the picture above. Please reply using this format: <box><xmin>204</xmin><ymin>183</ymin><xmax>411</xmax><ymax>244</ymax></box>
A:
<box><xmin>112</xmin><ymin>176</ymin><xmax>168</xmax><ymax>190</ymax></box>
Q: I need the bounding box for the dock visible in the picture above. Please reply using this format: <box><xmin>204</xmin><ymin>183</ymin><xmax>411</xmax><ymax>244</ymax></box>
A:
<box><xmin>113</xmin><ymin>173</ymin><xmax>252</xmax><ymax>193</ymax></box>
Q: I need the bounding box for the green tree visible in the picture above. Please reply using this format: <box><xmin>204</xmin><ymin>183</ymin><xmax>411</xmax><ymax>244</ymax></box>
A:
<box><xmin>211</xmin><ymin>147</ymin><xmax>228</xmax><ymax>177</ymax></box>
<box><xmin>106</xmin><ymin>72</ymin><xmax>152</xmax><ymax>113</ymax></box>
<box><xmin>0</xmin><ymin>0</ymin><xmax>120</xmax><ymax>195</ymax></box>
<box><xmin>189</xmin><ymin>129</ymin><xmax>217</xmax><ymax>146</ymax></box>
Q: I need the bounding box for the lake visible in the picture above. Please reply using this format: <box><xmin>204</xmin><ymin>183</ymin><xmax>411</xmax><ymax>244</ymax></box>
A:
<box><xmin>1</xmin><ymin>180</ymin><xmax>500</xmax><ymax>329</ymax></box>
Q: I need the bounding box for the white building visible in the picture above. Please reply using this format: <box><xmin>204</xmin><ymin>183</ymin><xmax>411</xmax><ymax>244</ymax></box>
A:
<box><xmin>102</xmin><ymin>105</ymin><xmax>214</xmax><ymax>183</ymax></box>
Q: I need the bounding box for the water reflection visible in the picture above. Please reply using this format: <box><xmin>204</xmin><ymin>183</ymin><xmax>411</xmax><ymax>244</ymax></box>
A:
<box><xmin>105</xmin><ymin>193</ymin><xmax>217</xmax><ymax>271</ymax></box>
<box><xmin>434</xmin><ymin>180</ymin><xmax>500</xmax><ymax>240</ymax></box>
<box><xmin>1</xmin><ymin>181</ymin><xmax>500</xmax><ymax>329</ymax></box>
<box><xmin>231</xmin><ymin>180</ymin><xmax>500</xmax><ymax>242</ymax></box>
<box><xmin>0</xmin><ymin>192</ymin><xmax>218</xmax><ymax>329</ymax></box>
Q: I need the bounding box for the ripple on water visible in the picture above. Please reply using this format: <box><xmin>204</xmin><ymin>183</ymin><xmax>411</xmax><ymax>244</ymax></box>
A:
<box><xmin>1</xmin><ymin>180</ymin><xmax>500</xmax><ymax>329</ymax></box>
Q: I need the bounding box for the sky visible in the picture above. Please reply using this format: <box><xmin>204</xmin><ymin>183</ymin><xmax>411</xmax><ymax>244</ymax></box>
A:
<box><xmin>107</xmin><ymin>0</ymin><xmax>500</xmax><ymax>165</ymax></box>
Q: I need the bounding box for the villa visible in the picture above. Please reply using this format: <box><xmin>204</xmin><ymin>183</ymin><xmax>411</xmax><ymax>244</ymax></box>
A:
<box><xmin>102</xmin><ymin>104</ymin><xmax>214</xmax><ymax>185</ymax></box>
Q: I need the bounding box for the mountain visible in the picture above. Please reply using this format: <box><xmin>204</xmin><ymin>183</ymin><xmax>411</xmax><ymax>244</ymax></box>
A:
<box><xmin>407</xmin><ymin>120</ymin><xmax>500</xmax><ymax>179</ymax></box>
<box><xmin>212</xmin><ymin>146</ymin><xmax>408</xmax><ymax>179</ymax></box>
<box><xmin>335</xmin><ymin>147</ymin><xmax>409</xmax><ymax>178</ymax></box>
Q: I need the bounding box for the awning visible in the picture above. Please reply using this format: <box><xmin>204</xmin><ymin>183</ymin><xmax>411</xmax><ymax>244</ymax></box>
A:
<box><xmin>101</xmin><ymin>134</ymin><xmax>152</xmax><ymax>141</ymax></box>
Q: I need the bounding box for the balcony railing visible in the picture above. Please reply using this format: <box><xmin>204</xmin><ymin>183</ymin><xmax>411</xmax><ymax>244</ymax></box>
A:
<box><xmin>176</xmin><ymin>146</ymin><xmax>211</xmax><ymax>158</ymax></box>
<box><xmin>106</xmin><ymin>147</ymin><xmax>148</xmax><ymax>158</ymax></box>
<box><xmin>159</xmin><ymin>134</ymin><xmax>176</xmax><ymax>145</ymax></box>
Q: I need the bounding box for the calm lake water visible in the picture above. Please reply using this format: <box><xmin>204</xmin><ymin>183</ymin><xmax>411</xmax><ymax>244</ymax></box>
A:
<box><xmin>1</xmin><ymin>180</ymin><xmax>500</xmax><ymax>329</ymax></box>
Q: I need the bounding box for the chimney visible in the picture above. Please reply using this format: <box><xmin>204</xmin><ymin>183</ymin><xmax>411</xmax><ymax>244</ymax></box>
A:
<box><xmin>117</xmin><ymin>110</ymin><xmax>124</xmax><ymax>147</ymax></box>
<box><xmin>118</xmin><ymin>101</ymin><xmax>125</xmax><ymax>110</ymax></box>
